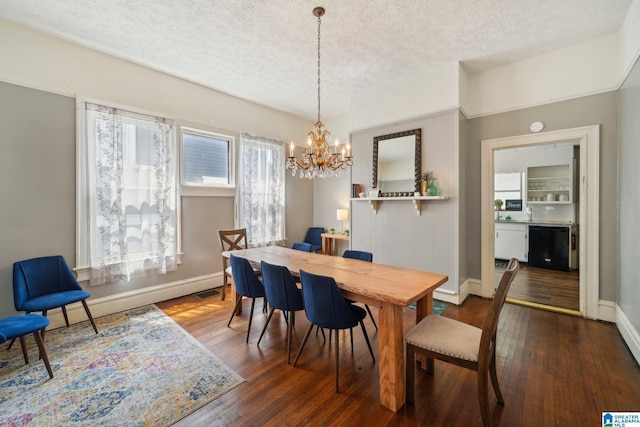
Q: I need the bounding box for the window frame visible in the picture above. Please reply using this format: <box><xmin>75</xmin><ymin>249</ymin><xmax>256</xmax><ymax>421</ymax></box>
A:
<box><xmin>178</xmin><ymin>124</ymin><xmax>236</xmax><ymax>197</ymax></box>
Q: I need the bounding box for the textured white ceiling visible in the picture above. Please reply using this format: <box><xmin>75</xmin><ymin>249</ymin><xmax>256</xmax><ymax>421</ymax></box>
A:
<box><xmin>0</xmin><ymin>0</ymin><xmax>632</xmax><ymax>120</ymax></box>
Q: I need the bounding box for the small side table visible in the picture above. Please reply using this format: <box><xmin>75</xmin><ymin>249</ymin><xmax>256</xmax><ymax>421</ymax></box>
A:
<box><xmin>321</xmin><ymin>232</ymin><xmax>350</xmax><ymax>256</ymax></box>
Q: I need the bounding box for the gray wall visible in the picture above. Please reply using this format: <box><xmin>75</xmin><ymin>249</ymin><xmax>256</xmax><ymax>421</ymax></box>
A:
<box><xmin>465</xmin><ymin>91</ymin><xmax>618</xmax><ymax>301</ymax></box>
<box><xmin>350</xmin><ymin>111</ymin><xmax>460</xmax><ymax>292</ymax></box>
<box><xmin>0</xmin><ymin>81</ymin><xmax>313</xmax><ymax>315</ymax></box>
<box><xmin>0</xmin><ymin>82</ymin><xmax>76</xmax><ymax>316</ymax></box>
<box><xmin>618</xmin><ymin>56</ymin><xmax>640</xmax><ymax>331</ymax></box>
<box><xmin>458</xmin><ymin>111</ymin><xmax>469</xmax><ymax>284</ymax></box>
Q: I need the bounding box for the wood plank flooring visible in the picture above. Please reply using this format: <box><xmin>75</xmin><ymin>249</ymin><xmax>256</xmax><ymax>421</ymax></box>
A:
<box><xmin>495</xmin><ymin>262</ymin><xmax>580</xmax><ymax>312</ymax></box>
<box><xmin>157</xmin><ymin>291</ymin><xmax>640</xmax><ymax>426</ymax></box>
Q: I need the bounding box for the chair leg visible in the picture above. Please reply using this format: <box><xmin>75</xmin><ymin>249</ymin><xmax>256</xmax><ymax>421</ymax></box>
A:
<box><xmin>293</xmin><ymin>323</ymin><xmax>314</xmax><ymax>367</ymax></box>
<box><xmin>359</xmin><ymin>320</ymin><xmax>375</xmax><ymax>362</ymax></box>
<box><xmin>221</xmin><ymin>274</ymin><xmax>228</xmax><ymax>301</ymax></box>
<box><xmin>257</xmin><ymin>307</ymin><xmax>276</xmax><ymax>345</ymax></box>
<box><xmin>489</xmin><ymin>349</ymin><xmax>504</xmax><ymax>405</ymax></box>
<box><xmin>19</xmin><ymin>335</ymin><xmax>29</xmax><ymax>364</ymax></box>
<box><xmin>426</xmin><ymin>357</ymin><xmax>435</xmax><ymax>375</ymax></box>
<box><xmin>81</xmin><ymin>300</ymin><xmax>99</xmax><ymax>334</ymax></box>
<box><xmin>406</xmin><ymin>345</ymin><xmax>415</xmax><ymax>405</ymax></box>
<box><xmin>335</xmin><ymin>329</ymin><xmax>340</xmax><ymax>393</ymax></box>
<box><xmin>286</xmin><ymin>311</ymin><xmax>295</xmax><ymax>364</ymax></box>
<box><xmin>365</xmin><ymin>304</ymin><xmax>378</xmax><ymax>330</ymax></box>
<box><xmin>227</xmin><ymin>296</ymin><xmax>243</xmax><ymax>327</ymax></box>
<box><xmin>478</xmin><ymin>367</ymin><xmax>492</xmax><ymax>427</ymax></box>
<box><xmin>41</xmin><ymin>310</ymin><xmax>48</xmax><ymax>340</ymax></box>
<box><xmin>61</xmin><ymin>305</ymin><xmax>70</xmax><ymax>327</ymax></box>
<box><xmin>33</xmin><ymin>331</ymin><xmax>53</xmax><ymax>379</ymax></box>
<box><xmin>246</xmin><ymin>298</ymin><xmax>257</xmax><ymax>343</ymax></box>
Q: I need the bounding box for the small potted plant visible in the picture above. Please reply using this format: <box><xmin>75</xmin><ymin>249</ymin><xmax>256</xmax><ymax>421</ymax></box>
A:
<box><xmin>494</xmin><ymin>199</ymin><xmax>503</xmax><ymax>210</ymax></box>
<box><xmin>329</xmin><ymin>228</ymin><xmax>335</xmax><ymax>234</ymax></box>
<box><xmin>422</xmin><ymin>171</ymin><xmax>438</xmax><ymax>196</ymax></box>
<box><xmin>344</xmin><ymin>229</ymin><xmax>350</xmax><ymax>236</ymax></box>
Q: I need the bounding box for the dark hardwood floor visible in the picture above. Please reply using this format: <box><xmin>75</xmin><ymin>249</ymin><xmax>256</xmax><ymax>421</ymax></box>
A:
<box><xmin>495</xmin><ymin>262</ymin><xmax>580</xmax><ymax>312</ymax></box>
<box><xmin>157</xmin><ymin>291</ymin><xmax>640</xmax><ymax>426</ymax></box>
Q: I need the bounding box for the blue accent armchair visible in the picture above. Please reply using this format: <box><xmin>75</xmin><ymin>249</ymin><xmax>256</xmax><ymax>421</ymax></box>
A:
<box><xmin>13</xmin><ymin>255</ymin><xmax>98</xmax><ymax>336</ymax></box>
<box><xmin>0</xmin><ymin>313</ymin><xmax>54</xmax><ymax>378</ymax></box>
<box><xmin>303</xmin><ymin>227</ymin><xmax>324</xmax><ymax>252</ymax></box>
<box><xmin>291</xmin><ymin>242</ymin><xmax>313</xmax><ymax>252</ymax></box>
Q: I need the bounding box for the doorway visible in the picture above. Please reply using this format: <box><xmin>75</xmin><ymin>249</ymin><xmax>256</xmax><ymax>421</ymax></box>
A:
<box><xmin>493</xmin><ymin>143</ymin><xmax>580</xmax><ymax>314</ymax></box>
<box><xmin>480</xmin><ymin>126</ymin><xmax>600</xmax><ymax>319</ymax></box>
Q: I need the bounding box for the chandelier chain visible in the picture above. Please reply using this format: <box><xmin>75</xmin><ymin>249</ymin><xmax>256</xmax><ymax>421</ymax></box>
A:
<box><xmin>317</xmin><ymin>12</ymin><xmax>321</xmax><ymax>124</ymax></box>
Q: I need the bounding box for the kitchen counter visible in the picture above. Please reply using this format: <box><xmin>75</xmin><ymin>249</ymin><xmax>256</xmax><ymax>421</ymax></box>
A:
<box><xmin>495</xmin><ymin>219</ymin><xmax>577</xmax><ymax>227</ymax></box>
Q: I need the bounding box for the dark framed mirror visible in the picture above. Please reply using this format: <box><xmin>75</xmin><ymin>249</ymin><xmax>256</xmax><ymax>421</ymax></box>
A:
<box><xmin>372</xmin><ymin>128</ymin><xmax>421</xmax><ymax>196</ymax></box>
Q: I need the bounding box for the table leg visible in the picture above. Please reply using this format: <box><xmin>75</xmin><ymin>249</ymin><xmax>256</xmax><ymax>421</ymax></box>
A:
<box><xmin>322</xmin><ymin>237</ymin><xmax>327</xmax><ymax>255</ymax></box>
<box><xmin>415</xmin><ymin>293</ymin><xmax>433</xmax><ymax>370</ymax></box>
<box><xmin>378</xmin><ymin>301</ymin><xmax>405</xmax><ymax>412</ymax></box>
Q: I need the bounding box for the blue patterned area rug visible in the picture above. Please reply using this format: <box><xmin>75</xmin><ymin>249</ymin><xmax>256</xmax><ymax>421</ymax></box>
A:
<box><xmin>408</xmin><ymin>300</ymin><xmax>449</xmax><ymax>315</ymax></box>
<box><xmin>0</xmin><ymin>305</ymin><xmax>244</xmax><ymax>426</ymax></box>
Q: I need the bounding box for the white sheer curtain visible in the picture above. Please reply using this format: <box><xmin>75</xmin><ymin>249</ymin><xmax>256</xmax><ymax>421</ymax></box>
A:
<box><xmin>85</xmin><ymin>103</ymin><xmax>177</xmax><ymax>285</ymax></box>
<box><xmin>237</xmin><ymin>133</ymin><xmax>286</xmax><ymax>247</ymax></box>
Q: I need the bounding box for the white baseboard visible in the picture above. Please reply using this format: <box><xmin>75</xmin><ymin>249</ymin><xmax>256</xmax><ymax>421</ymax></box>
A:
<box><xmin>598</xmin><ymin>299</ymin><xmax>616</xmax><ymax>323</ymax></box>
<box><xmin>45</xmin><ymin>273</ymin><xmax>223</xmax><ymax>330</ymax></box>
<box><xmin>433</xmin><ymin>279</ymin><xmax>473</xmax><ymax>305</ymax></box>
<box><xmin>615</xmin><ymin>303</ymin><xmax>640</xmax><ymax>366</ymax></box>
<box><xmin>465</xmin><ymin>278</ymin><xmax>484</xmax><ymax>298</ymax></box>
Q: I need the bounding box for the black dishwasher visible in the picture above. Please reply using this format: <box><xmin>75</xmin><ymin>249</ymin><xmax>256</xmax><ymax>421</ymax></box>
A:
<box><xmin>528</xmin><ymin>226</ymin><xmax>570</xmax><ymax>271</ymax></box>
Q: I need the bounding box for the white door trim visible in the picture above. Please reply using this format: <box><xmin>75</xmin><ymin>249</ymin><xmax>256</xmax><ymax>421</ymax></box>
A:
<box><xmin>480</xmin><ymin>125</ymin><xmax>600</xmax><ymax>319</ymax></box>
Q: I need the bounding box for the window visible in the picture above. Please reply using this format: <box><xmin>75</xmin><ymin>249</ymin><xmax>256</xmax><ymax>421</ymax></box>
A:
<box><xmin>237</xmin><ymin>133</ymin><xmax>285</xmax><ymax>247</ymax></box>
<box><xmin>494</xmin><ymin>172</ymin><xmax>524</xmax><ymax>209</ymax></box>
<box><xmin>79</xmin><ymin>102</ymin><xmax>178</xmax><ymax>285</ymax></box>
<box><xmin>181</xmin><ymin>128</ymin><xmax>234</xmax><ymax>187</ymax></box>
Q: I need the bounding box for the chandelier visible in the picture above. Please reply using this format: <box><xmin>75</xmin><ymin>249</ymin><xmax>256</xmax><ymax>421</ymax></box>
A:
<box><xmin>287</xmin><ymin>6</ymin><xmax>353</xmax><ymax>179</ymax></box>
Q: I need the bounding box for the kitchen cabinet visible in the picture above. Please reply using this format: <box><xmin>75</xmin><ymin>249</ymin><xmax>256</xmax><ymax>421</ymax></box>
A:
<box><xmin>527</xmin><ymin>163</ymin><xmax>573</xmax><ymax>204</ymax></box>
<box><xmin>495</xmin><ymin>222</ymin><xmax>528</xmax><ymax>262</ymax></box>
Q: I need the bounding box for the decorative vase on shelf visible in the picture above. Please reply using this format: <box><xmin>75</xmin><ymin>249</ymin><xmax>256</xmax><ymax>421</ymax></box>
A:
<box><xmin>422</xmin><ymin>180</ymin><xmax>428</xmax><ymax>195</ymax></box>
<box><xmin>427</xmin><ymin>180</ymin><xmax>438</xmax><ymax>196</ymax></box>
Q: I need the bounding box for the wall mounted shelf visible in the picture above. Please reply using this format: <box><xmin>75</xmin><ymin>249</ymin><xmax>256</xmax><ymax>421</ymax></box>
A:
<box><xmin>351</xmin><ymin>196</ymin><xmax>448</xmax><ymax>216</ymax></box>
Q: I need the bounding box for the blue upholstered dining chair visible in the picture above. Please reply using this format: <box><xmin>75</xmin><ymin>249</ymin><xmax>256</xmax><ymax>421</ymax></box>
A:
<box><xmin>258</xmin><ymin>261</ymin><xmax>305</xmax><ymax>363</ymax></box>
<box><xmin>293</xmin><ymin>269</ymin><xmax>375</xmax><ymax>393</ymax></box>
<box><xmin>342</xmin><ymin>250</ymin><xmax>378</xmax><ymax>330</ymax></box>
<box><xmin>291</xmin><ymin>242</ymin><xmax>313</xmax><ymax>252</ymax></box>
<box><xmin>228</xmin><ymin>253</ymin><xmax>267</xmax><ymax>343</ymax></box>
<box><xmin>13</xmin><ymin>255</ymin><xmax>98</xmax><ymax>337</ymax></box>
<box><xmin>303</xmin><ymin>227</ymin><xmax>324</xmax><ymax>252</ymax></box>
<box><xmin>0</xmin><ymin>313</ymin><xmax>54</xmax><ymax>378</ymax></box>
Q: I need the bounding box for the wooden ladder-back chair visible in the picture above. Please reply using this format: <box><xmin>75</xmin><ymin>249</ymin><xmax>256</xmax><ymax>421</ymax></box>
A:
<box><xmin>218</xmin><ymin>228</ymin><xmax>250</xmax><ymax>301</ymax></box>
<box><xmin>405</xmin><ymin>258</ymin><xmax>519</xmax><ymax>427</ymax></box>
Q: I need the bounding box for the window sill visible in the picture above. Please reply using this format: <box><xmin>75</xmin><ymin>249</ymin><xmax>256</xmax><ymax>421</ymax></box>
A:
<box><xmin>180</xmin><ymin>185</ymin><xmax>235</xmax><ymax>197</ymax></box>
<box><xmin>74</xmin><ymin>253</ymin><xmax>183</xmax><ymax>282</ymax></box>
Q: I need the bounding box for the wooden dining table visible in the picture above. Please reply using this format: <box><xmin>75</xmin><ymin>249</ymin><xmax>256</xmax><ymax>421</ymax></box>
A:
<box><xmin>222</xmin><ymin>245</ymin><xmax>448</xmax><ymax>412</ymax></box>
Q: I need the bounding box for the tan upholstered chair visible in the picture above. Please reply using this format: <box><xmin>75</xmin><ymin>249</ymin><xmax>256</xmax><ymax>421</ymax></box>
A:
<box><xmin>405</xmin><ymin>258</ymin><xmax>519</xmax><ymax>427</ymax></box>
<box><xmin>218</xmin><ymin>228</ymin><xmax>250</xmax><ymax>301</ymax></box>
